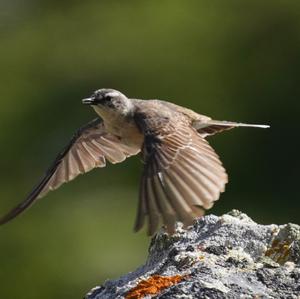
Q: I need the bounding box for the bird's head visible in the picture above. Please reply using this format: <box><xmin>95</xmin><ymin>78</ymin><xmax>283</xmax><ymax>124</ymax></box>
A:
<box><xmin>82</xmin><ymin>89</ymin><xmax>133</xmax><ymax>117</ymax></box>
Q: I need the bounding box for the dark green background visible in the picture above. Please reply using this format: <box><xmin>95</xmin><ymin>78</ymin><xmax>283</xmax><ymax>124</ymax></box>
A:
<box><xmin>0</xmin><ymin>1</ymin><xmax>299</xmax><ymax>298</ymax></box>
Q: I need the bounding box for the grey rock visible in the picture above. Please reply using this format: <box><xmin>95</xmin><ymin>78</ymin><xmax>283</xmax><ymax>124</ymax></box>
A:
<box><xmin>85</xmin><ymin>210</ymin><xmax>300</xmax><ymax>299</ymax></box>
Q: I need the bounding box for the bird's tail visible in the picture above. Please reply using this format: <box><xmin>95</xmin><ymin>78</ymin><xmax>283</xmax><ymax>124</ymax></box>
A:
<box><xmin>194</xmin><ymin>120</ymin><xmax>270</xmax><ymax>137</ymax></box>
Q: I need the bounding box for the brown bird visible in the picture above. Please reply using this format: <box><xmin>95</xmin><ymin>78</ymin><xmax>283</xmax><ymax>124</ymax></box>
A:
<box><xmin>0</xmin><ymin>89</ymin><xmax>269</xmax><ymax>235</ymax></box>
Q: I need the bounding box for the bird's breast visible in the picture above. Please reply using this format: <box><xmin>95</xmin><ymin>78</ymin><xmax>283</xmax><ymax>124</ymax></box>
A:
<box><xmin>93</xmin><ymin>105</ymin><xmax>144</xmax><ymax>148</ymax></box>
<box><xmin>106</xmin><ymin>116</ymin><xmax>144</xmax><ymax>148</ymax></box>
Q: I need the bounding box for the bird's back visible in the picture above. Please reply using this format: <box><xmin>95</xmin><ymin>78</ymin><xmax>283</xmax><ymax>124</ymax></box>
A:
<box><xmin>133</xmin><ymin>98</ymin><xmax>212</xmax><ymax>127</ymax></box>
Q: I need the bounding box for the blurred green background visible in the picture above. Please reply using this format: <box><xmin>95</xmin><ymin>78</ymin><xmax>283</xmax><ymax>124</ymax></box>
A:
<box><xmin>0</xmin><ymin>1</ymin><xmax>299</xmax><ymax>298</ymax></box>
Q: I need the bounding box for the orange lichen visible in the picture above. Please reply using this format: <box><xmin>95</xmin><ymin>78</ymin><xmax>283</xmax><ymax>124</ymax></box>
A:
<box><xmin>125</xmin><ymin>275</ymin><xmax>185</xmax><ymax>299</ymax></box>
<box><xmin>265</xmin><ymin>239</ymin><xmax>292</xmax><ymax>264</ymax></box>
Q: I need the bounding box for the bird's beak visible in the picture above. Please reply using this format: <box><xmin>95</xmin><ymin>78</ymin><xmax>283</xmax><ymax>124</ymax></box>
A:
<box><xmin>82</xmin><ymin>97</ymin><xmax>96</xmax><ymax>105</ymax></box>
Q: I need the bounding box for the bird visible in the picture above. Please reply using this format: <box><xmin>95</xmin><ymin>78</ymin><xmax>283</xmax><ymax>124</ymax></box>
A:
<box><xmin>0</xmin><ymin>89</ymin><xmax>269</xmax><ymax>235</ymax></box>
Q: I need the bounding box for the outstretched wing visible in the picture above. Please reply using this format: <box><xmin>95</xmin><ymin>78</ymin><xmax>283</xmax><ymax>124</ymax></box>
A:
<box><xmin>0</xmin><ymin>118</ymin><xmax>139</xmax><ymax>225</ymax></box>
<box><xmin>194</xmin><ymin>120</ymin><xmax>270</xmax><ymax>137</ymax></box>
<box><xmin>134</xmin><ymin>109</ymin><xmax>228</xmax><ymax>235</ymax></box>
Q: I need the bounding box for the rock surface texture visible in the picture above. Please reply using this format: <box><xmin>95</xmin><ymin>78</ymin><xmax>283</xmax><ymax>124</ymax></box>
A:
<box><xmin>85</xmin><ymin>210</ymin><xmax>300</xmax><ymax>299</ymax></box>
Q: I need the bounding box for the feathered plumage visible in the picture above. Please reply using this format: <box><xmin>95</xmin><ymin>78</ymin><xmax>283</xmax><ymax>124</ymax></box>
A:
<box><xmin>0</xmin><ymin>89</ymin><xmax>269</xmax><ymax>235</ymax></box>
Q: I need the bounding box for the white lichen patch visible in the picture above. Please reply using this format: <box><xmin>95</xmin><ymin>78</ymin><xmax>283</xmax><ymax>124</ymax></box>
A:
<box><xmin>283</xmin><ymin>261</ymin><xmax>296</xmax><ymax>271</ymax></box>
<box><xmin>199</xmin><ymin>280</ymin><xmax>230</xmax><ymax>293</ymax></box>
<box><xmin>227</xmin><ymin>248</ymin><xmax>254</xmax><ymax>264</ymax></box>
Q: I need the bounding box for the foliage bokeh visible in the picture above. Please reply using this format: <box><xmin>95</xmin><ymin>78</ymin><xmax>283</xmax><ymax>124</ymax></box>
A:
<box><xmin>0</xmin><ymin>1</ymin><xmax>299</xmax><ymax>298</ymax></box>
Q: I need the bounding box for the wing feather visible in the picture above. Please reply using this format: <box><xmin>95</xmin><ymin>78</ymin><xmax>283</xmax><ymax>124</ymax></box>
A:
<box><xmin>134</xmin><ymin>108</ymin><xmax>228</xmax><ymax>235</ymax></box>
<box><xmin>145</xmin><ymin>173</ymin><xmax>160</xmax><ymax>235</ymax></box>
<box><xmin>134</xmin><ymin>174</ymin><xmax>148</xmax><ymax>233</ymax></box>
<box><xmin>151</xmin><ymin>173</ymin><xmax>176</xmax><ymax>234</ymax></box>
<box><xmin>163</xmin><ymin>174</ymin><xmax>193</xmax><ymax>219</ymax></box>
<box><xmin>0</xmin><ymin>118</ymin><xmax>140</xmax><ymax>225</ymax></box>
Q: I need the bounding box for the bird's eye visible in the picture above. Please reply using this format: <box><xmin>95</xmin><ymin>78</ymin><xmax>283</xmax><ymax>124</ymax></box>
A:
<box><xmin>104</xmin><ymin>96</ymin><xmax>111</xmax><ymax>101</ymax></box>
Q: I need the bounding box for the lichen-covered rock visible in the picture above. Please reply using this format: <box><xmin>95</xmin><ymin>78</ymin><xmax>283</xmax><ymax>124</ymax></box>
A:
<box><xmin>85</xmin><ymin>210</ymin><xmax>300</xmax><ymax>299</ymax></box>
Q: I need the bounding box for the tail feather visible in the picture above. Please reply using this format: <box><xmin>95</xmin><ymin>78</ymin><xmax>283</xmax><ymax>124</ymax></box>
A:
<box><xmin>194</xmin><ymin>120</ymin><xmax>269</xmax><ymax>137</ymax></box>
